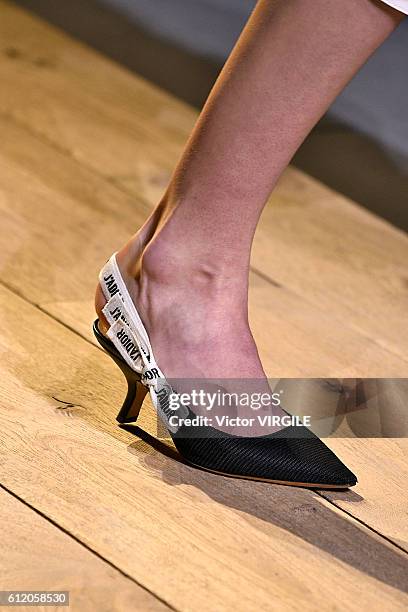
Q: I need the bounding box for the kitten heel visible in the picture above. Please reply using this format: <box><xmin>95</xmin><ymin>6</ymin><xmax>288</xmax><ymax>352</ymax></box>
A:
<box><xmin>93</xmin><ymin>319</ymin><xmax>148</xmax><ymax>424</ymax></box>
<box><xmin>116</xmin><ymin>375</ymin><xmax>148</xmax><ymax>424</ymax></box>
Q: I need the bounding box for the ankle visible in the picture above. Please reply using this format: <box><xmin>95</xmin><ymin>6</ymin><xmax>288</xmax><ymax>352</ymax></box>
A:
<box><xmin>139</xmin><ymin>244</ymin><xmax>247</xmax><ymax>321</ymax></box>
<box><xmin>95</xmin><ymin>192</ymin><xmax>251</xmax><ymax>329</ymax></box>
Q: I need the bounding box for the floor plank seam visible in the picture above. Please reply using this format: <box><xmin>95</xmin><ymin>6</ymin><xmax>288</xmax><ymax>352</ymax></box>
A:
<box><xmin>248</xmin><ymin>266</ymin><xmax>283</xmax><ymax>289</ymax></box>
<box><xmin>250</xmin><ymin>263</ymin><xmax>408</xmax><ymax>367</ymax></box>
<box><xmin>0</xmin><ymin>107</ymin><xmax>144</xmax><ymax>200</ymax></box>
<box><xmin>315</xmin><ymin>490</ymin><xmax>408</xmax><ymax>556</ymax></box>
<box><xmin>0</xmin><ymin>279</ymin><xmax>100</xmax><ymax>350</ymax></box>
<box><xmin>0</xmin><ymin>483</ymin><xmax>177</xmax><ymax>611</ymax></box>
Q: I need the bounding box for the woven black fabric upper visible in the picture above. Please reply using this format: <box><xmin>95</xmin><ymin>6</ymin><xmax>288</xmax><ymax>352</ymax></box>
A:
<box><xmin>173</xmin><ymin>417</ymin><xmax>357</xmax><ymax>486</ymax></box>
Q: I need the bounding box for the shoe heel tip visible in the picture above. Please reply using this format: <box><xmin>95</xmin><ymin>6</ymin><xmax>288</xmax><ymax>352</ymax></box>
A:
<box><xmin>116</xmin><ymin>415</ymin><xmax>138</xmax><ymax>424</ymax></box>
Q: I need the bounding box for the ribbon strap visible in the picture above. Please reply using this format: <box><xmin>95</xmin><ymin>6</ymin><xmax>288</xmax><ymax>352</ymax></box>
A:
<box><xmin>98</xmin><ymin>253</ymin><xmax>184</xmax><ymax>433</ymax></box>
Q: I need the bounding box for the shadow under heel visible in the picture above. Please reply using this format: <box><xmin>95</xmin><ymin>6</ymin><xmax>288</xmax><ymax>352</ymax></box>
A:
<box><xmin>93</xmin><ymin>319</ymin><xmax>148</xmax><ymax>424</ymax></box>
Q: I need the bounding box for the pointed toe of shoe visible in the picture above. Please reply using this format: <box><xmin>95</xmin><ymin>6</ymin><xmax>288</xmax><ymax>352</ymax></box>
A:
<box><xmin>174</xmin><ymin>425</ymin><xmax>357</xmax><ymax>488</ymax></box>
<box><xmin>298</xmin><ymin>454</ymin><xmax>357</xmax><ymax>488</ymax></box>
<box><xmin>318</xmin><ymin>460</ymin><xmax>357</xmax><ymax>488</ymax></box>
<box><xmin>267</xmin><ymin>427</ymin><xmax>358</xmax><ymax>488</ymax></box>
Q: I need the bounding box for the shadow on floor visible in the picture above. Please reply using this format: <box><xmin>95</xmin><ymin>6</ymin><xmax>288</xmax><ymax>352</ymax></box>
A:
<box><xmin>122</xmin><ymin>423</ymin><xmax>408</xmax><ymax>596</ymax></box>
<box><xmin>294</xmin><ymin>119</ymin><xmax>408</xmax><ymax>232</ymax></box>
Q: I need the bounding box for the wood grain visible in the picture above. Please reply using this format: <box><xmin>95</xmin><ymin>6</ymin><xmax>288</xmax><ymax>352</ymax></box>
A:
<box><xmin>252</xmin><ymin>169</ymin><xmax>408</xmax><ymax>361</ymax></box>
<box><xmin>321</xmin><ymin>437</ymin><xmax>408</xmax><ymax>551</ymax></box>
<box><xmin>0</xmin><ymin>487</ymin><xmax>168</xmax><ymax>611</ymax></box>
<box><xmin>0</xmin><ymin>284</ymin><xmax>407</xmax><ymax>611</ymax></box>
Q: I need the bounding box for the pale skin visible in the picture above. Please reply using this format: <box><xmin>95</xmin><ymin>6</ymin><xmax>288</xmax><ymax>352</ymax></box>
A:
<box><xmin>95</xmin><ymin>0</ymin><xmax>403</xmax><ymax>430</ymax></box>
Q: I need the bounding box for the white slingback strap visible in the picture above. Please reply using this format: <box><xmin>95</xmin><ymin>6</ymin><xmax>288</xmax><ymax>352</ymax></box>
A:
<box><xmin>99</xmin><ymin>254</ymin><xmax>151</xmax><ymax>347</ymax></box>
<box><xmin>98</xmin><ymin>253</ymin><xmax>186</xmax><ymax>433</ymax></box>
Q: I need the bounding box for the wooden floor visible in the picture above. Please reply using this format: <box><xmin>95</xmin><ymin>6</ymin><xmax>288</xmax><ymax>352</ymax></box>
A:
<box><xmin>0</xmin><ymin>2</ymin><xmax>407</xmax><ymax>610</ymax></box>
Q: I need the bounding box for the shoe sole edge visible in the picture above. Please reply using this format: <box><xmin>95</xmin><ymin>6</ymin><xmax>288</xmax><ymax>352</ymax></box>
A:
<box><xmin>185</xmin><ymin>460</ymin><xmax>357</xmax><ymax>489</ymax></box>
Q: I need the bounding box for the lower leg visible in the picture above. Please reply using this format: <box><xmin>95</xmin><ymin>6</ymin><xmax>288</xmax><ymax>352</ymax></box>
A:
<box><xmin>96</xmin><ymin>0</ymin><xmax>402</xmax><ymax>380</ymax></box>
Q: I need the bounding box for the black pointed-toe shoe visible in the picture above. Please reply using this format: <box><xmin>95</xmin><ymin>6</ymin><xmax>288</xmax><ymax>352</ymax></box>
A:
<box><xmin>94</xmin><ymin>254</ymin><xmax>357</xmax><ymax>489</ymax></box>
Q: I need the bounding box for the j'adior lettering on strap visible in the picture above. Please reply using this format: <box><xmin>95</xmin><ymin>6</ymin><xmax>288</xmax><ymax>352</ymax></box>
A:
<box><xmin>98</xmin><ymin>254</ymin><xmax>184</xmax><ymax>433</ymax></box>
<box><xmin>107</xmin><ymin>319</ymin><xmax>143</xmax><ymax>371</ymax></box>
<box><xmin>99</xmin><ymin>255</ymin><xmax>156</xmax><ymax>370</ymax></box>
<box><xmin>103</xmin><ymin>293</ymin><xmax>131</xmax><ymax>327</ymax></box>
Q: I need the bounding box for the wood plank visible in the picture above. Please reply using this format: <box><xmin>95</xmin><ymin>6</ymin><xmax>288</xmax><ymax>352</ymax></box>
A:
<box><xmin>0</xmin><ymin>487</ymin><xmax>168</xmax><ymax>611</ymax></box>
<box><xmin>0</xmin><ymin>0</ymin><xmax>407</xmax><ymax>364</ymax></box>
<box><xmin>0</xmin><ymin>115</ymin><xmax>149</xmax><ymax>306</ymax></box>
<box><xmin>0</xmin><ymin>0</ymin><xmax>189</xmax><ymax>199</ymax></box>
<box><xmin>1</xmin><ymin>284</ymin><xmax>408</xmax><ymax>611</ymax></box>
<box><xmin>320</xmin><ymin>437</ymin><xmax>408</xmax><ymax>551</ymax></box>
<box><xmin>252</xmin><ymin>169</ymin><xmax>408</xmax><ymax>361</ymax></box>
